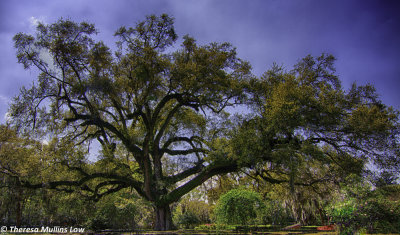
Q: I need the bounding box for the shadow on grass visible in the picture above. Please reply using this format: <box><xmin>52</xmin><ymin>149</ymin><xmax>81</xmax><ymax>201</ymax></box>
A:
<box><xmin>91</xmin><ymin>228</ymin><xmax>337</xmax><ymax>235</ymax></box>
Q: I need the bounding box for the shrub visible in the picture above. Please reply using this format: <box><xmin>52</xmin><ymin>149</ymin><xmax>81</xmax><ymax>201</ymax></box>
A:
<box><xmin>194</xmin><ymin>223</ymin><xmax>236</xmax><ymax>231</ymax></box>
<box><xmin>328</xmin><ymin>184</ymin><xmax>400</xmax><ymax>234</ymax></box>
<box><xmin>175</xmin><ymin>211</ymin><xmax>200</xmax><ymax>229</ymax></box>
<box><xmin>173</xmin><ymin>198</ymin><xmax>212</xmax><ymax>229</ymax></box>
<box><xmin>214</xmin><ymin>189</ymin><xmax>264</xmax><ymax>225</ymax></box>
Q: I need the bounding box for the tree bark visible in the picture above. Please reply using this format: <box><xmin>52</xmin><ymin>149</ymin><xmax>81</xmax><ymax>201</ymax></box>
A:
<box><xmin>154</xmin><ymin>205</ymin><xmax>175</xmax><ymax>231</ymax></box>
<box><xmin>16</xmin><ymin>200</ymin><xmax>22</xmax><ymax>227</ymax></box>
<box><xmin>314</xmin><ymin>199</ymin><xmax>326</xmax><ymax>225</ymax></box>
<box><xmin>15</xmin><ymin>183</ymin><xmax>23</xmax><ymax>227</ymax></box>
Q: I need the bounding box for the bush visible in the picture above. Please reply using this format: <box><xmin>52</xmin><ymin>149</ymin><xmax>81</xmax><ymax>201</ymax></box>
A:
<box><xmin>175</xmin><ymin>211</ymin><xmax>200</xmax><ymax>229</ymax></box>
<box><xmin>194</xmin><ymin>223</ymin><xmax>236</xmax><ymax>231</ymax></box>
<box><xmin>328</xmin><ymin>184</ymin><xmax>400</xmax><ymax>234</ymax></box>
<box><xmin>214</xmin><ymin>189</ymin><xmax>264</xmax><ymax>225</ymax></box>
<box><xmin>173</xmin><ymin>198</ymin><xmax>212</xmax><ymax>229</ymax></box>
<box><xmin>359</xmin><ymin>194</ymin><xmax>400</xmax><ymax>233</ymax></box>
<box><xmin>83</xmin><ymin>190</ymin><xmax>155</xmax><ymax>230</ymax></box>
<box><xmin>327</xmin><ymin>199</ymin><xmax>360</xmax><ymax>234</ymax></box>
<box><xmin>84</xmin><ymin>194</ymin><xmax>137</xmax><ymax>230</ymax></box>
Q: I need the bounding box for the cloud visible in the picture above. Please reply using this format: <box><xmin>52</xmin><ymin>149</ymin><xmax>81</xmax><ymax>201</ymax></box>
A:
<box><xmin>28</xmin><ymin>16</ymin><xmax>46</xmax><ymax>29</ymax></box>
<box><xmin>3</xmin><ymin>112</ymin><xmax>11</xmax><ymax>123</ymax></box>
<box><xmin>0</xmin><ymin>95</ymin><xmax>11</xmax><ymax>124</ymax></box>
<box><xmin>0</xmin><ymin>94</ymin><xmax>10</xmax><ymax>104</ymax></box>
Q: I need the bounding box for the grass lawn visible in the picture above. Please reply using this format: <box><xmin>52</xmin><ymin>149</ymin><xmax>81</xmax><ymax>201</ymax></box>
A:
<box><xmin>116</xmin><ymin>231</ymin><xmax>337</xmax><ymax>235</ymax></box>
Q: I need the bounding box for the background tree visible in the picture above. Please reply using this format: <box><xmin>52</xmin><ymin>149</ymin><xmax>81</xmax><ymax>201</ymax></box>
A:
<box><xmin>0</xmin><ymin>125</ymin><xmax>45</xmax><ymax>226</ymax></box>
<box><xmin>244</xmin><ymin>146</ymin><xmax>355</xmax><ymax>225</ymax></box>
<box><xmin>0</xmin><ymin>124</ymin><xmax>97</xmax><ymax>226</ymax></box>
<box><xmin>235</xmin><ymin>53</ymin><xmax>400</xmax><ymax>199</ymax></box>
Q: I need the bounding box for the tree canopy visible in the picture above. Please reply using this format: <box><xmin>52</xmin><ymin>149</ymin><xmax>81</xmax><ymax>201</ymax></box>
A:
<box><xmin>2</xmin><ymin>14</ymin><xmax>400</xmax><ymax>231</ymax></box>
<box><xmin>237</xmin><ymin>54</ymin><xmax>399</xmax><ymax>187</ymax></box>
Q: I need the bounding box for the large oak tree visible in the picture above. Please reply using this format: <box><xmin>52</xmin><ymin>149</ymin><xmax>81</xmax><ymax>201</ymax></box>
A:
<box><xmin>10</xmin><ymin>14</ymin><xmax>251</xmax><ymax>230</ymax></box>
<box><xmin>5</xmin><ymin>14</ymin><xmax>400</xmax><ymax>230</ymax></box>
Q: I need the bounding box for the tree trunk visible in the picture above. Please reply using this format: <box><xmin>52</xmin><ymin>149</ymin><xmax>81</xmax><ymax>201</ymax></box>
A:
<box><xmin>314</xmin><ymin>199</ymin><xmax>326</xmax><ymax>225</ymax></box>
<box><xmin>16</xmin><ymin>200</ymin><xmax>22</xmax><ymax>227</ymax></box>
<box><xmin>154</xmin><ymin>205</ymin><xmax>175</xmax><ymax>231</ymax></box>
<box><xmin>15</xmin><ymin>186</ymin><xmax>23</xmax><ymax>226</ymax></box>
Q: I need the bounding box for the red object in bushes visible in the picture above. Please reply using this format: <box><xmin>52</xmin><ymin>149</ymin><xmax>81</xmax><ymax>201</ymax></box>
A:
<box><xmin>317</xmin><ymin>224</ymin><xmax>336</xmax><ymax>231</ymax></box>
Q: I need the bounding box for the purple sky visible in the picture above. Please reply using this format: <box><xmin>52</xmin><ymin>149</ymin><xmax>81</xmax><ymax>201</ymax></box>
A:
<box><xmin>1</xmin><ymin>0</ymin><xmax>400</xmax><ymax>123</ymax></box>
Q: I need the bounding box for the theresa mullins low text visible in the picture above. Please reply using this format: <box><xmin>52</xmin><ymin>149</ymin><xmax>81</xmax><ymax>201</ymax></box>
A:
<box><xmin>7</xmin><ymin>226</ymin><xmax>85</xmax><ymax>233</ymax></box>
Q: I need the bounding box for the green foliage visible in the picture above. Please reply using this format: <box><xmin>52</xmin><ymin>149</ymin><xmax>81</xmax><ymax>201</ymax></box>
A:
<box><xmin>84</xmin><ymin>191</ymin><xmax>138</xmax><ymax>230</ymax></box>
<box><xmin>214</xmin><ymin>189</ymin><xmax>264</xmax><ymax>225</ymax></box>
<box><xmin>240</xmin><ymin>54</ymin><xmax>400</xmax><ymax>184</ymax></box>
<box><xmin>235</xmin><ymin>53</ymin><xmax>400</xmax><ymax>228</ymax></box>
<box><xmin>327</xmin><ymin>178</ymin><xmax>400</xmax><ymax>234</ymax></box>
<box><xmin>205</xmin><ymin>175</ymin><xmax>238</xmax><ymax>204</ymax></box>
<box><xmin>261</xmin><ymin>200</ymin><xmax>293</xmax><ymax>226</ymax></box>
<box><xmin>173</xmin><ymin>197</ymin><xmax>212</xmax><ymax>229</ymax></box>
<box><xmin>359</xmin><ymin>193</ymin><xmax>400</xmax><ymax>233</ymax></box>
<box><xmin>203</xmin><ymin>174</ymin><xmax>295</xmax><ymax>226</ymax></box>
<box><xmin>194</xmin><ymin>223</ymin><xmax>237</xmax><ymax>231</ymax></box>
<box><xmin>174</xmin><ymin>211</ymin><xmax>200</xmax><ymax>229</ymax></box>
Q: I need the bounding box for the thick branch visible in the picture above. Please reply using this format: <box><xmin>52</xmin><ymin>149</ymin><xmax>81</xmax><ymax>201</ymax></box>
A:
<box><xmin>66</xmin><ymin>113</ymin><xmax>143</xmax><ymax>155</ymax></box>
<box><xmin>163</xmin><ymin>160</ymin><xmax>205</xmax><ymax>185</ymax></box>
<box><xmin>152</xmin><ymin>93</ymin><xmax>182</xmax><ymax>124</ymax></box>
<box><xmin>91</xmin><ymin>183</ymin><xmax>128</xmax><ymax>201</ymax></box>
<box><xmin>18</xmin><ymin>171</ymin><xmax>146</xmax><ymax>200</ymax></box>
<box><xmin>252</xmin><ymin>169</ymin><xmax>333</xmax><ymax>187</ymax></box>
<box><xmin>162</xmin><ymin>136</ymin><xmax>203</xmax><ymax>150</ymax></box>
<box><xmin>159</xmin><ymin>160</ymin><xmax>238</xmax><ymax>206</ymax></box>
<box><xmin>154</xmin><ymin>104</ymin><xmax>182</xmax><ymax>151</ymax></box>
<box><xmin>162</xmin><ymin>148</ymin><xmax>208</xmax><ymax>156</ymax></box>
